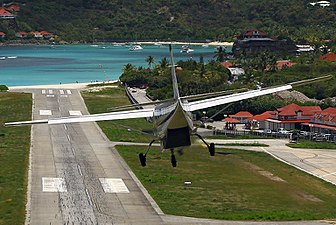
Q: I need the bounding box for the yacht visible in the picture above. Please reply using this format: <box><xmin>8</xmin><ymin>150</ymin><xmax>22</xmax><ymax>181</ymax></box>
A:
<box><xmin>129</xmin><ymin>45</ymin><xmax>143</xmax><ymax>51</ymax></box>
<box><xmin>180</xmin><ymin>45</ymin><xmax>194</xmax><ymax>53</ymax></box>
<box><xmin>0</xmin><ymin>56</ymin><xmax>6</xmax><ymax>60</ymax></box>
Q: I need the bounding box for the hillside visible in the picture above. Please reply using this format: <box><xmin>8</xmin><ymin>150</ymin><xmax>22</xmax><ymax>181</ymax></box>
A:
<box><xmin>2</xmin><ymin>0</ymin><xmax>336</xmax><ymax>42</ymax></box>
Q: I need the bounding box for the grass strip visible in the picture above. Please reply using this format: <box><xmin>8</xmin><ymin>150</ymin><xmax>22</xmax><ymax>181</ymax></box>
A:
<box><xmin>117</xmin><ymin>145</ymin><xmax>336</xmax><ymax>221</ymax></box>
<box><xmin>287</xmin><ymin>140</ymin><xmax>336</xmax><ymax>149</ymax></box>
<box><xmin>0</xmin><ymin>92</ymin><xmax>31</xmax><ymax>225</ymax></box>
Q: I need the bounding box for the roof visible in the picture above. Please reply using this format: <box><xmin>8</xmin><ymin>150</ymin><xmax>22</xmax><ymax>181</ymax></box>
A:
<box><xmin>222</xmin><ymin>117</ymin><xmax>240</xmax><ymax>123</ymax></box>
<box><xmin>0</xmin><ymin>32</ymin><xmax>5</xmax><ymax>35</ymax></box>
<box><xmin>320</xmin><ymin>52</ymin><xmax>336</xmax><ymax>61</ymax></box>
<box><xmin>221</xmin><ymin>61</ymin><xmax>233</xmax><ymax>68</ymax></box>
<box><xmin>6</xmin><ymin>5</ymin><xmax>20</xmax><ymax>11</ymax></box>
<box><xmin>302</xmin><ymin>122</ymin><xmax>336</xmax><ymax>131</ymax></box>
<box><xmin>276</xmin><ymin>60</ymin><xmax>297</xmax><ymax>70</ymax></box>
<box><xmin>247</xmin><ymin>112</ymin><xmax>272</xmax><ymax>121</ymax></box>
<box><xmin>227</xmin><ymin>67</ymin><xmax>245</xmax><ymax>75</ymax></box>
<box><xmin>244</xmin><ymin>29</ymin><xmax>266</xmax><ymax>37</ymax></box>
<box><xmin>0</xmin><ymin>8</ymin><xmax>15</xmax><ymax>17</ymax></box>
<box><xmin>277</xmin><ymin>103</ymin><xmax>321</xmax><ymax>116</ymax></box>
<box><xmin>267</xmin><ymin>119</ymin><xmax>310</xmax><ymax>123</ymax></box>
<box><xmin>230</xmin><ymin>111</ymin><xmax>253</xmax><ymax>118</ymax></box>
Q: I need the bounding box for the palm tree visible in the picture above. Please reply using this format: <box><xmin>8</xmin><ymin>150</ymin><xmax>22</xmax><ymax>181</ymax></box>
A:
<box><xmin>145</xmin><ymin>56</ymin><xmax>155</xmax><ymax>68</ymax></box>
<box><xmin>214</xmin><ymin>46</ymin><xmax>227</xmax><ymax>62</ymax></box>
<box><xmin>159</xmin><ymin>57</ymin><xmax>169</xmax><ymax>68</ymax></box>
<box><xmin>122</xmin><ymin>63</ymin><xmax>136</xmax><ymax>73</ymax></box>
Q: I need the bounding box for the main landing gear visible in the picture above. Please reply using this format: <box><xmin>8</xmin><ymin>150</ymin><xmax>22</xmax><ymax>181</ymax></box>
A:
<box><xmin>138</xmin><ymin>140</ymin><xmax>178</xmax><ymax>167</ymax></box>
<box><xmin>139</xmin><ymin>139</ymin><xmax>155</xmax><ymax>167</ymax></box>
<box><xmin>194</xmin><ymin>133</ymin><xmax>215</xmax><ymax>156</ymax></box>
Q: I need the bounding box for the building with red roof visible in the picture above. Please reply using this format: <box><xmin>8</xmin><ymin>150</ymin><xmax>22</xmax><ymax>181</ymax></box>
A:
<box><xmin>301</xmin><ymin>107</ymin><xmax>336</xmax><ymax>134</ymax></box>
<box><xmin>320</xmin><ymin>52</ymin><xmax>336</xmax><ymax>61</ymax></box>
<box><xmin>221</xmin><ymin>61</ymin><xmax>233</xmax><ymax>68</ymax></box>
<box><xmin>0</xmin><ymin>8</ymin><xmax>15</xmax><ymax>19</ymax></box>
<box><xmin>229</xmin><ymin>111</ymin><xmax>253</xmax><ymax>123</ymax></box>
<box><xmin>243</xmin><ymin>29</ymin><xmax>266</xmax><ymax>39</ymax></box>
<box><xmin>276</xmin><ymin>60</ymin><xmax>297</xmax><ymax>70</ymax></box>
<box><xmin>6</xmin><ymin>5</ymin><xmax>20</xmax><ymax>12</ymax></box>
<box><xmin>15</xmin><ymin>31</ymin><xmax>28</xmax><ymax>38</ymax></box>
<box><xmin>265</xmin><ymin>103</ymin><xmax>322</xmax><ymax>131</ymax></box>
<box><xmin>0</xmin><ymin>32</ymin><xmax>5</xmax><ymax>38</ymax></box>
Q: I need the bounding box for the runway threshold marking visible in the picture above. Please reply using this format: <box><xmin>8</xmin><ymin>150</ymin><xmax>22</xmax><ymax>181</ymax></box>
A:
<box><xmin>48</xmin><ymin>90</ymin><xmax>53</xmax><ymax>94</ymax></box>
<box><xmin>60</xmin><ymin>90</ymin><xmax>65</xmax><ymax>95</ymax></box>
<box><xmin>69</xmin><ymin>110</ymin><xmax>82</xmax><ymax>116</ymax></box>
<box><xmin>39</xmin><ymin>110</ymin><xmax>52</xmax><ymax>116</ymax></box>
<box><xmin>41</xmin><ymin>90</ymin><xmax>46</xmax><ymax>94</ymax></box>
<box><xmin>42</xmin><ymin>177</ymin><xmax>67</xmax><ymax>192</ymax></box>
<box><xmin>66</xmin><ymin>90</ymin><xmax>72</xmax><ymax>94</ymax></box>
<box><xmin>99</xmin><ymin>178</ymin><xmax>130</xmax><ymax>193</ymax></box>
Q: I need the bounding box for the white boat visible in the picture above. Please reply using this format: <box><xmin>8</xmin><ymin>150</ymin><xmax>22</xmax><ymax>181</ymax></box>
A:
<box><xmin>0</xmin><ymin>56</ymin><xmax>6</xmax><ymax>60</ymax></box>
<box><xmin>7</xmin><ymin>56</ymin><xmax>17</xmax><ymax>59</ymax></box>
<box><xmin>180</xmin><ymin>46</ymin><xmax>194</xmax><ymax>53</ymax></box>
<box><xmin>129</xmin><ymin>45</ymin><xmax>143</xmax><ymax>51</ymax></box>
<box><xmin>202</xmin><ymin>44</ymin><xmax>209</xmax><ymax>48</ymax></box>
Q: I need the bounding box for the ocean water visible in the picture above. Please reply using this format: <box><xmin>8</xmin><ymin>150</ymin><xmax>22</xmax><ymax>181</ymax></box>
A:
<box><xmin>0</xmin><ymin>44</ymin><xmax>230</xmax><ymax>87</ymax></box>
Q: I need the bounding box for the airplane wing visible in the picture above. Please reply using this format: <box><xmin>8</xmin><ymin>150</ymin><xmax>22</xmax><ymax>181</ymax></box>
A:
<box><xmin>5</xmin><ymin>108</ymin><xmax>154</xmax><ymax>126</ymax></box>
<box><xmin>182</xmin><ymin>75</ymin><xmax>332</xmax><ymax>112</ymax></box>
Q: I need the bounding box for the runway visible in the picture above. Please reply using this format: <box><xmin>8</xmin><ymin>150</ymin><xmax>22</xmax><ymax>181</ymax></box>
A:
<box><xmin>25</xmin><ymin>88</ymin><xmax>163</xmax><ymax>225</ymax></box>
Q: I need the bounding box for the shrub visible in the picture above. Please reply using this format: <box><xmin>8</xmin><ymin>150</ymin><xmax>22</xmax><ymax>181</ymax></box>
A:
<box><xmin>0</xmin><ymin>85</ymin><xmax>8</xmax><ymax>92</ymax></box>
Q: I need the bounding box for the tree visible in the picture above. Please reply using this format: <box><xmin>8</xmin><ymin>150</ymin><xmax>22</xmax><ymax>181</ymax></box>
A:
<box><xmin>145</xmin><ymin>55</ymin><xmax>155</xmax><ymax>68</ymax></box>
<box><xmin>214</xmin><ymin>46</ymin><xmax>227</xmax><ymax>62</ymax></box>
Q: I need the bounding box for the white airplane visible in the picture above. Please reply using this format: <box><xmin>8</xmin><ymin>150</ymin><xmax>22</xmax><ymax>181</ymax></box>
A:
<box><xmin>5</xmin><ymin>45</ymin><xmax>332</xmax><ymax>167</ymax></box>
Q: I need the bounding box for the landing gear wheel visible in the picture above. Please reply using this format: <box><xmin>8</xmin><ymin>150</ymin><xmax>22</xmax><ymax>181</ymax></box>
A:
<box><xmin>171</xmin><ymin>154</ymin><xmax>177</xmax><ymax>167</ymax></box>
<box><xmin>209</xmin><ymin>143</ymin><xmax>215</xmax><ymax>156</ymax></box>
<box><xmin>139</xmin><ymin>153</ymin><xmax>146</xmax><ymax>167</ymax></box>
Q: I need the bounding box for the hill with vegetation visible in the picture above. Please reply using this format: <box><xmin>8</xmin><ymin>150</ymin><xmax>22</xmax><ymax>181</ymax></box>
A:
<box><xmin>1</xmin><ymin>0</ymin><xmax>336</xmax><ymax>42</ymax></box>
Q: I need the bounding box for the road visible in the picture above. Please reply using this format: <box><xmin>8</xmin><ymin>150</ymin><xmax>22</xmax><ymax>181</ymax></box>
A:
<box><xmin>25</xmin><ymin>88</ymin><xmax>164</xmax><ymax>225</ymax></box>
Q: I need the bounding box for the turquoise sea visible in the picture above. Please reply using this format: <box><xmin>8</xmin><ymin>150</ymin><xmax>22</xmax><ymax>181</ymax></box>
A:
<box><xmin>0</xmin><ymin>44</ymin><xmax>230</xmax><ymax>87</ymax></box>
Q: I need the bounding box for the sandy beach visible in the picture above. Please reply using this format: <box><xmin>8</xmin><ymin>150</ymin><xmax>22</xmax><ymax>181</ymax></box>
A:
<box><xmin>138</xmin><ymin>41</ymin><xmax>234</xmax><ymax>46</ymax></box>
<box><xmin>8</xmin><ymin>80</ymin><xmax>119</xmax><ymax>90</ymax></box>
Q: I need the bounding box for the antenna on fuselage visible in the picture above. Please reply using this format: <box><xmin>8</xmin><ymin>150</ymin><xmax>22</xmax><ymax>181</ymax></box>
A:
<box><xmin>169</xmin><ymin>44</ymin><xmax>180</xmax><ymax>100</ymax></box>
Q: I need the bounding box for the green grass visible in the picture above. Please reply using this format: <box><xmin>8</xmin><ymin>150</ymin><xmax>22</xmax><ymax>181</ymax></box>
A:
<box><xmin>287</xmin><ymin>140</ymin><xmax>336</xmax><ymax>149</ymax></box>
<box><xmin>117</xmin><ymin>145</ymin><xmax>336</xmax><ymax>221</ymax></box>
<box><xmin>81</xmin><ymin>87</ymin><xmax>154</xmax><ymax>142</ymax></box>
<box><xmin>0</xmin><ymin>92</ymin><xmax>32</xmax><ymax>225</ymax></box>
<box><xmin>82</xmin><ymin>86</ymin><xmax>336</xmax><ymax>221</ymax></box>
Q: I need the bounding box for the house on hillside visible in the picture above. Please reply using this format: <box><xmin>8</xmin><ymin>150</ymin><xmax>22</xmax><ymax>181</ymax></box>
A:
<box><xmin>320</xmin><ymin>52</ymin><xmax>336</xmax><ymax>61</ymax></box>
<box><xmin>30</xmin><ymin>31</ymin><xmax>43</xmax><ymax>38</ymax></box>
<box><xmin>309</xmin><ymin>1</ymin><xmax>331</xmax><ymax>7</ymax></box>
<box><xmin>40</xmin><ymin>31</ymin><xmax>54</xmax><ymax>39</ymax></box>
<box><xmin>6</xmin><ymin>5</ymin><xmax>20</xmax><ymax>12</ymax></box>
<box><xmin>265</xmin><ymin>103</ymin><xmax>322</xmax><ymax>131</ymax></box>
<box><xmin>15</xmin><ymin>31</ymin><xmax>28</xmax><ymax>38</ymax></box>
<box><xmin>0</xmin><ymin>32</ymin><xmax>5</xmax><ymax>38</ymax></box>
<box><xmin>221</xmin><ymin>61</ymin><xmax>233</xmax><ymax>68</ymax></box>
<box><xmin>276</xmin><ymin>60</ymin><xmax>297</xmax><ymax>70</ymax></box>
<box><xmin>232</xmin><ymin>29</ymin><xmax>297</xmax><ymax>56</ymax></box>
<box><xmin>227</xmin><ymin>68</ymin><xmax>245</xmax><ymax>82</ymax></box>
<box><xmin>301</xmin><ymin>107</ymin><xmax>336</xmax><ymax>134</ymax></box>
<box><xmin>0</xmin><ymin>8</ymin><xmax>16</xmax><ymax>19</ymax></box>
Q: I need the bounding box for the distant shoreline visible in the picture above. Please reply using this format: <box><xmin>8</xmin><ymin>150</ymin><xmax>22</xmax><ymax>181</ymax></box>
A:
<box><xmin>8</xmin><ymin>80</ymin><xmax>118</xmax><ymax>90</ymax></box>
<box><xmin>0</xmin><ymin>41</ymin><xmax>234</xmax><ymax>47</ymax></box>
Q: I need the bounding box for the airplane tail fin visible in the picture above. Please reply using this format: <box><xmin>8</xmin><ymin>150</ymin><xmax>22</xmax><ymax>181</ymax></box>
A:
<box><xmin>169</xmin><ymin>44</ymin><xmax>180</xmax><ymax>100</ymax></box>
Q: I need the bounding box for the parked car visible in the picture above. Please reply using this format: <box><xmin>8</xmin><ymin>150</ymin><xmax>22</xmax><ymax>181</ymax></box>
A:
<box><xmin>263</xmin><ymin>129</ymin><xmax>272</xmax><ymax>134</ymax></box>
<box><xmin>278</xmin><ymin>128</ymin><xmax>290</xmax><ymax>134</ymax></box>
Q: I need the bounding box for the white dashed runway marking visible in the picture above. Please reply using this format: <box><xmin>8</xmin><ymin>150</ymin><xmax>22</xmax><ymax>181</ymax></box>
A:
<box><xmin>99</xmin><ymin>178</ymin><xmax>129</xmax><ymax>193</ymax></box>
<box><xmin>42</xmin><ymin>177</ymin><xmax>67</xmax><ymax>192</ymax></box>
<box><xmin>39</xmin><ymin>110</ymin><xmax>52</xmax><ymax>116</ymax></box>
<box><xmin>69</xmin><ymin>110</ymin><xmax>82</xmax><ymax>116</ymax></box>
